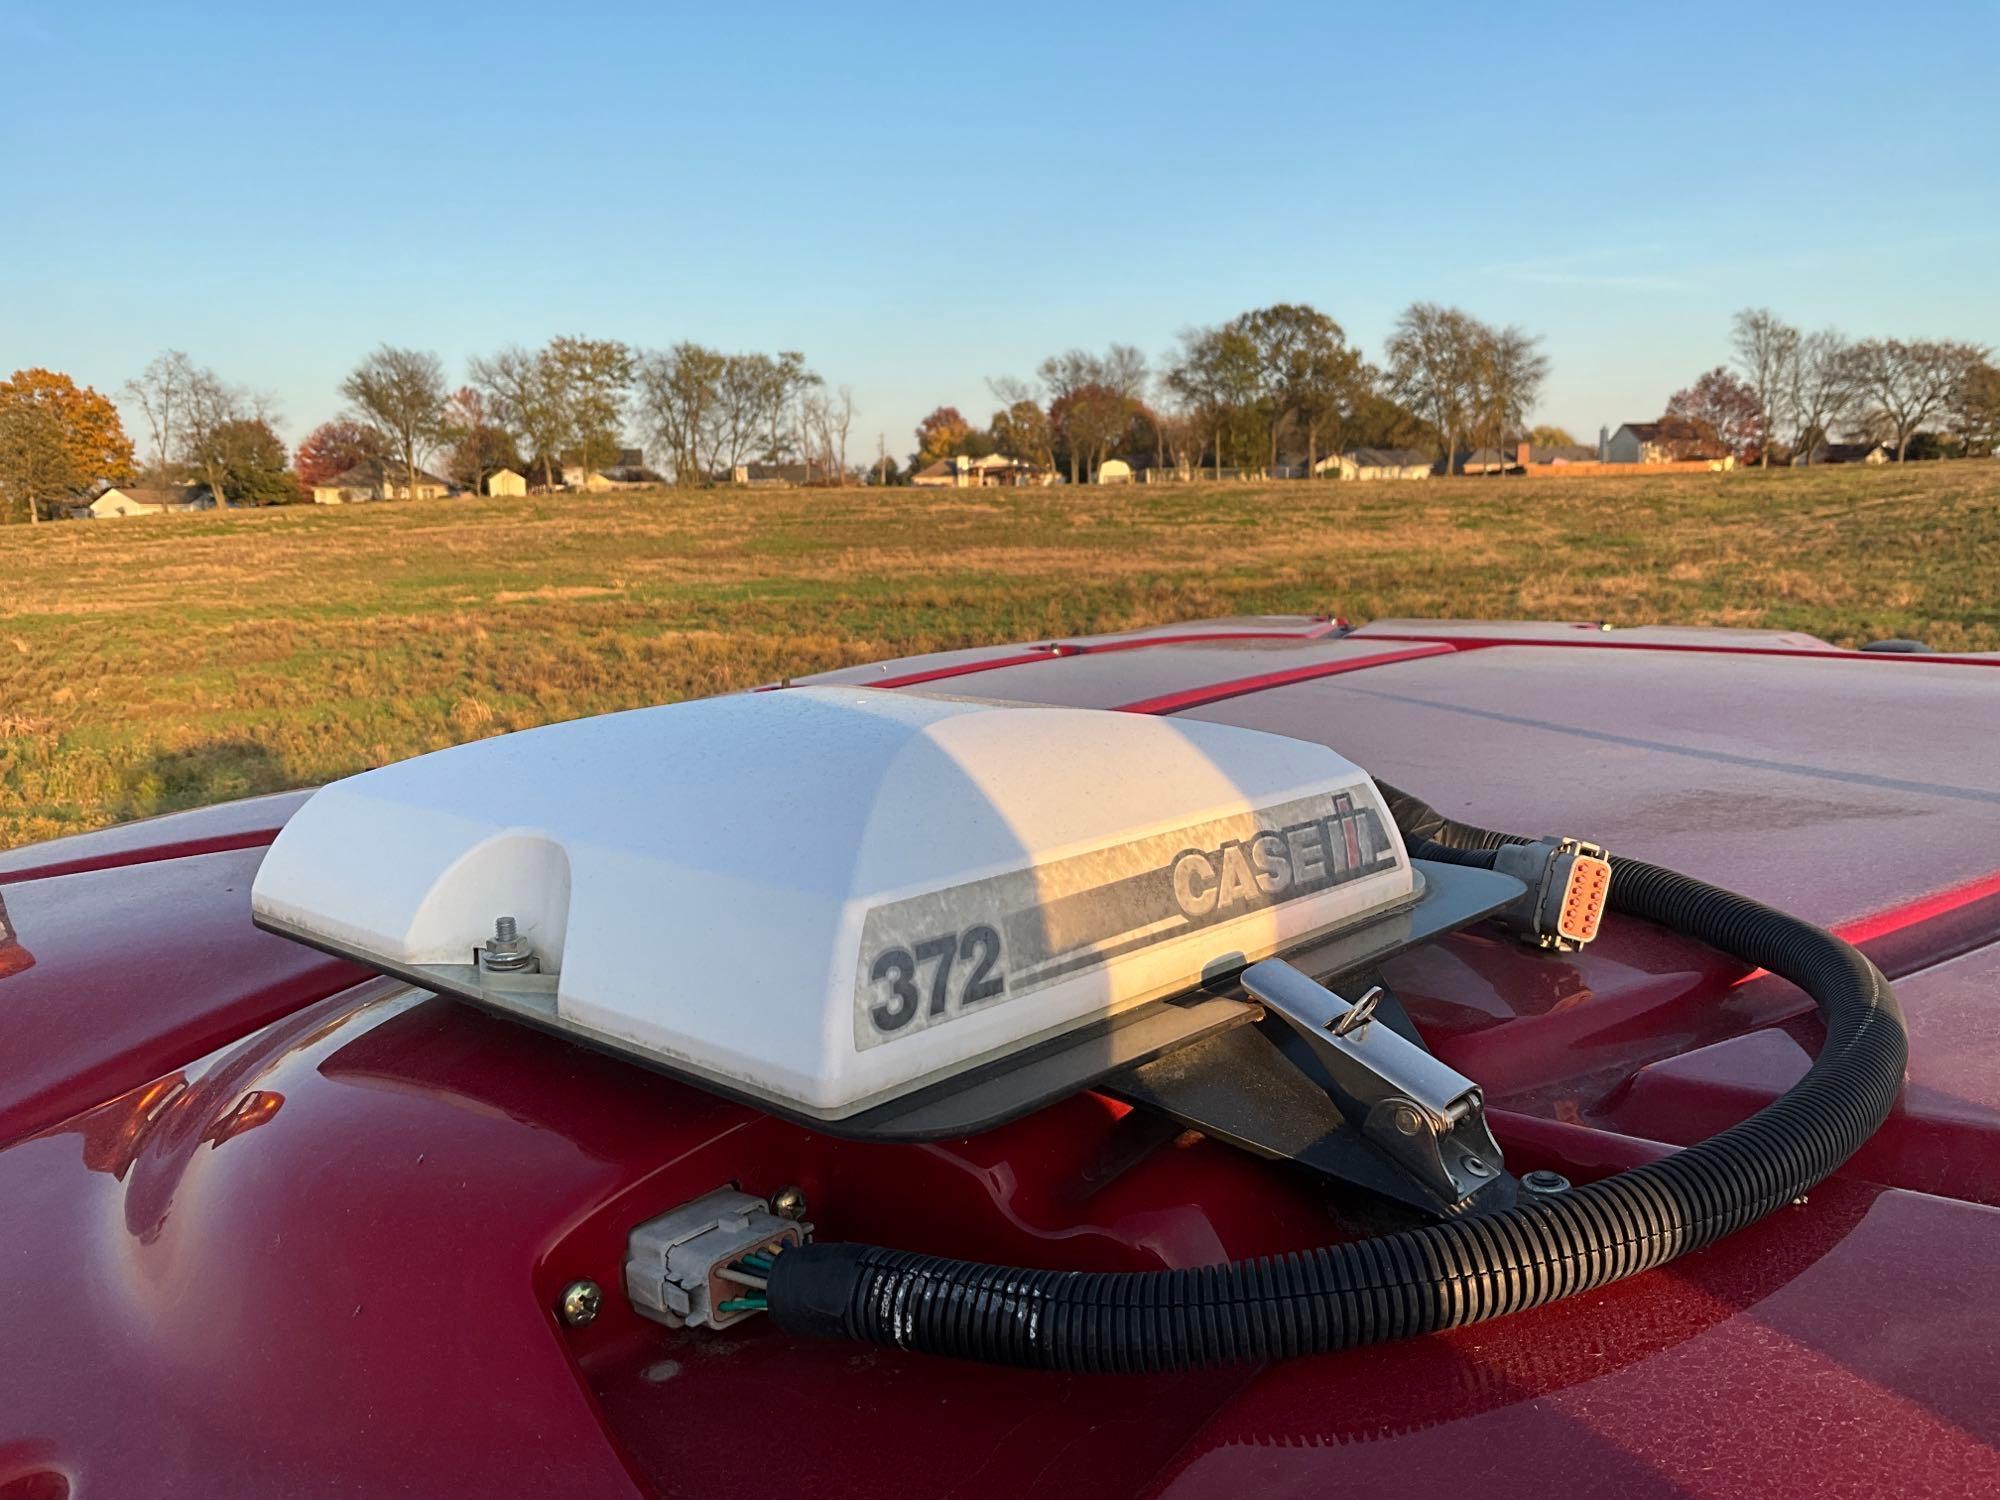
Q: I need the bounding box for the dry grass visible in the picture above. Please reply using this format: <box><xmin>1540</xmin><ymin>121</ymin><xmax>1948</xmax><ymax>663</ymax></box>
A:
<box><xmin>2</xmin><ymin>463</ymin><xmax>1995</xmax><ymax>850</ymax></box>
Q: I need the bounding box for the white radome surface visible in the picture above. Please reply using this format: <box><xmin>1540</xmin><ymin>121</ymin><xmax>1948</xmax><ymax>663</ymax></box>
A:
<box><xmin>251</xmin><ymin>687</ymin><xmax>1412</xmax><ymax>1117</ymax></box>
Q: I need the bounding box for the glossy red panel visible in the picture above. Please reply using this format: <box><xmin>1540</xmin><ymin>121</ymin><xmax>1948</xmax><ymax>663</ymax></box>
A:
<box><xmin>6</xmin><ymin>618</ymin><xmax>2000</xmax><ymax>1498</ymax></box>
<box><xmin>0</xmin><ymin>847</ymin><xmax>364</xmax><ymax>1146</ymax></box>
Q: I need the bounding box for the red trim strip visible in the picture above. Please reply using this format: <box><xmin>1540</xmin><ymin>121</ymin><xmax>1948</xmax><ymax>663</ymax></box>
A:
<box><xmin>1833</xmin><ymin>868</ymin><xmax>2000</xmax><ymax>948</ymax></box>
<box><xmin>865</xmin><ymin>646</ymin><xmax>1069</xmax><ymax>689</ymax></box>
<box><xmin>1355</xmin><ymin>632</ymin><xmax>2000</xmax><ymax>668</ymax></box>
<box><xmin>835</xmin><ymin>623</ymin><xmax>1347</xmax><ymax>691</ymax></box>
<box><xmin>1114</xmin><ymin>643</ymin><xmax>1459</xmax><ymax>715</ymax></box>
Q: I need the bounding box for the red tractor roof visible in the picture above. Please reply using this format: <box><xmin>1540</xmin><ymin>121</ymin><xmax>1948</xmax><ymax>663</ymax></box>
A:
<box><xmin>3</xmin><ymin>617</ymin><xmax>1999</xmax><ymax>1498</ymax></box>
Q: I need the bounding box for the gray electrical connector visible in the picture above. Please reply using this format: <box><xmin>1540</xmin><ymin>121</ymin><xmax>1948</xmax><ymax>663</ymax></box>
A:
<box><xmin>625</xmin><ymin>1187</ymin><xmax>810</xmax><ymax>1330</ymax></box>
<box><xmin>1490</xmin><ymin>837</ymin><xmax>1612</xmax><ymax>951</ymax></box>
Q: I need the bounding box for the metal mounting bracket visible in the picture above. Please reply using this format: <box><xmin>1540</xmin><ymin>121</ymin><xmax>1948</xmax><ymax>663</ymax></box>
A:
<box><xmin>1240</xmin><ymin>958</ymin><xmax>1506</xmax><ymax>1205</ymax></box>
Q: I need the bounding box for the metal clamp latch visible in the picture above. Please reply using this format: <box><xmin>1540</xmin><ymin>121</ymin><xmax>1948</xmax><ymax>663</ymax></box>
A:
<box><xmin>1241</xmin><ymin>958</ymin><xmax>1505</xmax><ymax>1204</ymax></box>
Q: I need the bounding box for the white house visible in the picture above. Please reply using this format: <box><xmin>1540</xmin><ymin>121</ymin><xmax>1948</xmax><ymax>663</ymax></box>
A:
<box><xmin>312</xmin><ymin>458</ymin><xmax>449</xmax><ymax>504</ymax></box>
<box><xmin>1096</xmin><ymin>458</ymin><xmax>1133</xmax><ymax>484</ymax></box>
<box><xmin>77</xmin><ymin>485</ymin><xmax>210</xmax><ymax>518</ymax></box>
<box><xmin>1319</xmin><ymin>448</ymin><xmax>1434</xmax><ymax>481</ymax></box>
<box><xmin>485</xmin><ymin>468</ymin><xmax>528</xmax><ymax>496</ymax></box>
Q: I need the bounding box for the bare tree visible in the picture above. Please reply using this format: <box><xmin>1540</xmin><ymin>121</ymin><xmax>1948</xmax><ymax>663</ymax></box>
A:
<box><xmin>180</xmin><ymin>364</ymin><xmax>251</xmax><ymax>504</ymax></box>
<box><xmin>633</xmin><ymin>343</ymin><xmax>725</xmax><ymax>485</ymax></box>
<box><xmin>1471</xmin><ymin>326</ymin><xmax>1550</xmax><ymax>456</ymax></box>
<box><xmin>712</xmin><ymin>354</ymin><xmax>770</xmax><ymax>472</ymax></box>
<box><xmin>1846</xmin><ymin>338</ymin><xmax>1986</xmax><ymax>461</ymax></box>
<box><xmin>1730</xmin><ymin>309</ymin><xmax>1800</xmax><ymax>469</ymax></box>
<box><xmin>1385</xmin><ymin>303</ymin><xmax>1489</xmax><ymax>472</ymax></box>
<box><xmin>1165</xmin><ymin>325</ymin><xmax>1259</xmax><ymax>480</ymax></box>
<box><xmin>122</xmin><ymin>350</ymin><xmax>197</xmax><ymax>483</ymax></box>
<box><xmin>471</xmin><ymin>346</ymin><xmax>569</xmax><ymax>488</ymax></box>
<box><xmin>341</xmin><ymin>345</ymin><xmax>448</xmax><ymax>498</ymax></box>
<box><xmin>1785</xmin><ymin>330</ymin><xmax>1856</xmax><ymax>463</ymax></box>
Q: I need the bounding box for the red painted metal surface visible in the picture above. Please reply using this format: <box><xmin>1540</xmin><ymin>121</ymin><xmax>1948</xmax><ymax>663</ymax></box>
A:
<box><xmin>4</xmin><ymin>615</ymin><xmax>2000</xmax><ymax>1498</ymax></box>
<box><xmin>1355</xmin><ymin>625</ymin><xmax>2000</xmax><ymax>669</ymax></box>
<box><xmin>1112</xmin><ymin>642</ymin><xmax>1457</xmax><ymax>714</ymax></box>
<box><xmin>0</xmin><ymin>789</ymin><xmax>313</xmax><ymax>884</ymax></box>
<box><xmin>0</xmin><ymin>847</ymin><xmax>365</xmax><ymax>1149</ymax></box>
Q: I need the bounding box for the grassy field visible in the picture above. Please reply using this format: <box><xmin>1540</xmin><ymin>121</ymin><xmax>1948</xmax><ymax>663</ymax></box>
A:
<box><xmin>1</xmin><ymin>462</ymin><xmax>1995</xmax><ymax>851</ymax></box>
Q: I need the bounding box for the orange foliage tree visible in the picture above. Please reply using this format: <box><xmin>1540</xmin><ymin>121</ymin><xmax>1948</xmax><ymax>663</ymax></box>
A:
<box><xmin>0</xmin><ymin>368</ymin><xmax>135</xmax><ymax>521</ymax></box>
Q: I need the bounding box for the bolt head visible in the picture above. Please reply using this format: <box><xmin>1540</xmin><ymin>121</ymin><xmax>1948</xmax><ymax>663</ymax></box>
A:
<box><xmin>770</xmin><ymin>1185</ymin><xmax>807</xmax><ymax>1221</ymax></box>
<box><xmin>1390</xmin><ymin>1104</ymin><xmax>1423</xmax><ymax>1135</ymax></box>
<box><xmin>1522</xmin><ymin>1169</ymin><xmax>1572</xmax><ymax>1196</ymax></box>
<box><xmin>558</xmin><ymin>1280</ymin><xmax>602</xmax><ymax>1327</ymax></box>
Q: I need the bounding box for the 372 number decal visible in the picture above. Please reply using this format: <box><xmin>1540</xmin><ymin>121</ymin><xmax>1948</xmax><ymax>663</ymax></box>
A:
<box><xmin>867</xmin><ymin>925</ymin><xmax>1005</xmax><ymax>1033</ymax></box>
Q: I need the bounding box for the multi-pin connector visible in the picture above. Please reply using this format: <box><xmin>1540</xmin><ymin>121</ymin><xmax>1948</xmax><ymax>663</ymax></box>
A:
<box><xmin>625</xmin><ymin>1187</ymin><xmax>811</xmax><ymax>1330</ymax></box>
<box><xmin>1490</xmin><ymin>837</ymin><xmax>1612</xmax><ymax>951</ymax></box>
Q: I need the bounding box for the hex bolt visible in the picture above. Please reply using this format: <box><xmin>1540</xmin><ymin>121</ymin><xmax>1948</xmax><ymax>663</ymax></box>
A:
<box><xmin>770</xmin><ymin>1185</ymin><xmax>808</xmax><ymax>1221</ymax></box>
<box><xmin>481</xmin><ymin>915</ymin><xmax>536</xmax><ymax>973</ymax></box>
<box><xmin>1522</xmin><ymin>1169</ymin><xmax>1572</xmax><ymax>1196</ymax></box>
<box><xmin>558</xmin><ymin>1280</ymin><xmax>602</xmax><ymax>1327</ymax></box>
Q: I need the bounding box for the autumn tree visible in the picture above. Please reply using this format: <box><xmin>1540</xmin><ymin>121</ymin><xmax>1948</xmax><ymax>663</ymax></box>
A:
<box><xmin>913</xmin><ymin>406</ymin><xmax>972</xmax><ymax>468</ymax></box>
<box><xmin>1730</xmin><ymin>309</ymin><xmax>1800</xmax><ymax>469</ymax></box>
<box><xmin>986</xmin><ymin>387</ymin><xmax>1054</xmax><ymax>472</ymax></box>
<box><xmin>0</xmin><ymin>404</ymin><xmax>83</xmax><ymax>523</ymax></box>
<box><xmin>0</xmin><ymin>369</ymin><xmax>133</xmax><ymax>521</ymax></box>
<box><xmin>1050</xmin><ymin>384</ymin><xmax>1135</xmax><ymax>482</ymax></box>
<box><xmin>1032</xmin><ymin>346</ymin><xmax>1150</xmax><ymax>481</ymax></box>
<box><xmin>1526</xmin><ymin>424</ymin><xmax>1577</xmax><ymax>447</ymax></box>
<box><xmin>0</xmin><ymin>368</ymin><xmax>134</xmax><ymax>512</ymax></box>
<box><xmin>1846</xmin><ymin>338</ymin><xmax>1986</xmax><ymax>461</ymax></box>
<box><xmin>341</xmin><ymin>346</ymin><xmax>448</xmax><ymax>499</ymax></box>
<box><xmin>295</xmin><ymin>419</ymin><xmax>389</xmax><ymax>487</ymax></box>
<box><xmin>1663</xmin><ymin>367</ymin><xmax>1765</xmax><ymax>462</ymax></box>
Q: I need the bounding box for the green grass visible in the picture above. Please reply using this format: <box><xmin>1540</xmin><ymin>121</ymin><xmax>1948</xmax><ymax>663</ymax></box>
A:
<box><xmin>2</xmin><ymin>462</ymin><xmax>1996</xmax><ymax>850</ymax></box>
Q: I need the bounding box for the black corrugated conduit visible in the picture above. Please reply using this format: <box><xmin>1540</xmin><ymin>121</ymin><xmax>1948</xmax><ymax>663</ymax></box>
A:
<box><xmin>767</xmin><ymin>783</ymin><xmax>1909</xmax><ymax>1371</ymax></box>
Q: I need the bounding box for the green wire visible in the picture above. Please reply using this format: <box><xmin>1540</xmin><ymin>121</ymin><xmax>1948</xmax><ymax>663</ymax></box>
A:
<box><xmin>718</xmin><ymin>1296</ymin><xmax>767</xmax><ymax>1313</ymax></box>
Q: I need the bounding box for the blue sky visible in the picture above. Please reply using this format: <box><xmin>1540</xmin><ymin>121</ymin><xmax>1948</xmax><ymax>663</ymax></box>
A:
<box><xmin>3</xmin><ymin>1</ymin><xmax>1995</xmax><ymax>461</ymax></box>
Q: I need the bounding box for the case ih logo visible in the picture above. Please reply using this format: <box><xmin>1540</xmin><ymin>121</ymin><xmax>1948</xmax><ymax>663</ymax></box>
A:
<box><xmin>1169</xmin><ymin>792</ymin><xmax>1392</xmax><ymax>922</ymax></box>
<box><xmin>855</xmin><ymin>788</ymin><xmax>1401</xmax><ymax>1048</ymax></box>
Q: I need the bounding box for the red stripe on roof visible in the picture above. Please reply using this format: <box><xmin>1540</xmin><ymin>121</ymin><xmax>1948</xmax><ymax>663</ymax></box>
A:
<box><xmin>1113</xmin><ymin>643</ymin><xmax>1459</xmax><ymax>715</ymax></box>
<box><xmin>827</xmin><ymin>622</ymin><xmax>1348</xmax><ymax>691</ymax></box>
<box><xmin>1833</xmin><ymin>868</ymin><xmax>2000</xmax><ymax>948</ymax></box>
<box><xmin>1355</xmin><ymin>632</ymin><xmax>2000</xmax><ymax>668</ymax></box>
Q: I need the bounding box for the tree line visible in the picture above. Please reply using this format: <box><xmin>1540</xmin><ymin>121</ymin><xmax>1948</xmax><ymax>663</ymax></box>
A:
<box><xmin>3</xmin><ymin>304</ymin><xmax>1996</xmax><ymax>522</ymax></box>
<box><xmin>904</xmin><ymin>303</ymin><xmax>1552</xmax><ymax>485</ymax></box>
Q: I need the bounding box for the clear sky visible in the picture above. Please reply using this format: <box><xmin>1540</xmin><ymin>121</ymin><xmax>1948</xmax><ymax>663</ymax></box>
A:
<box><xmin>4</xmin><ymin>0</ymin><xmax>1995</xmax><ymax>462</ymax></box>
